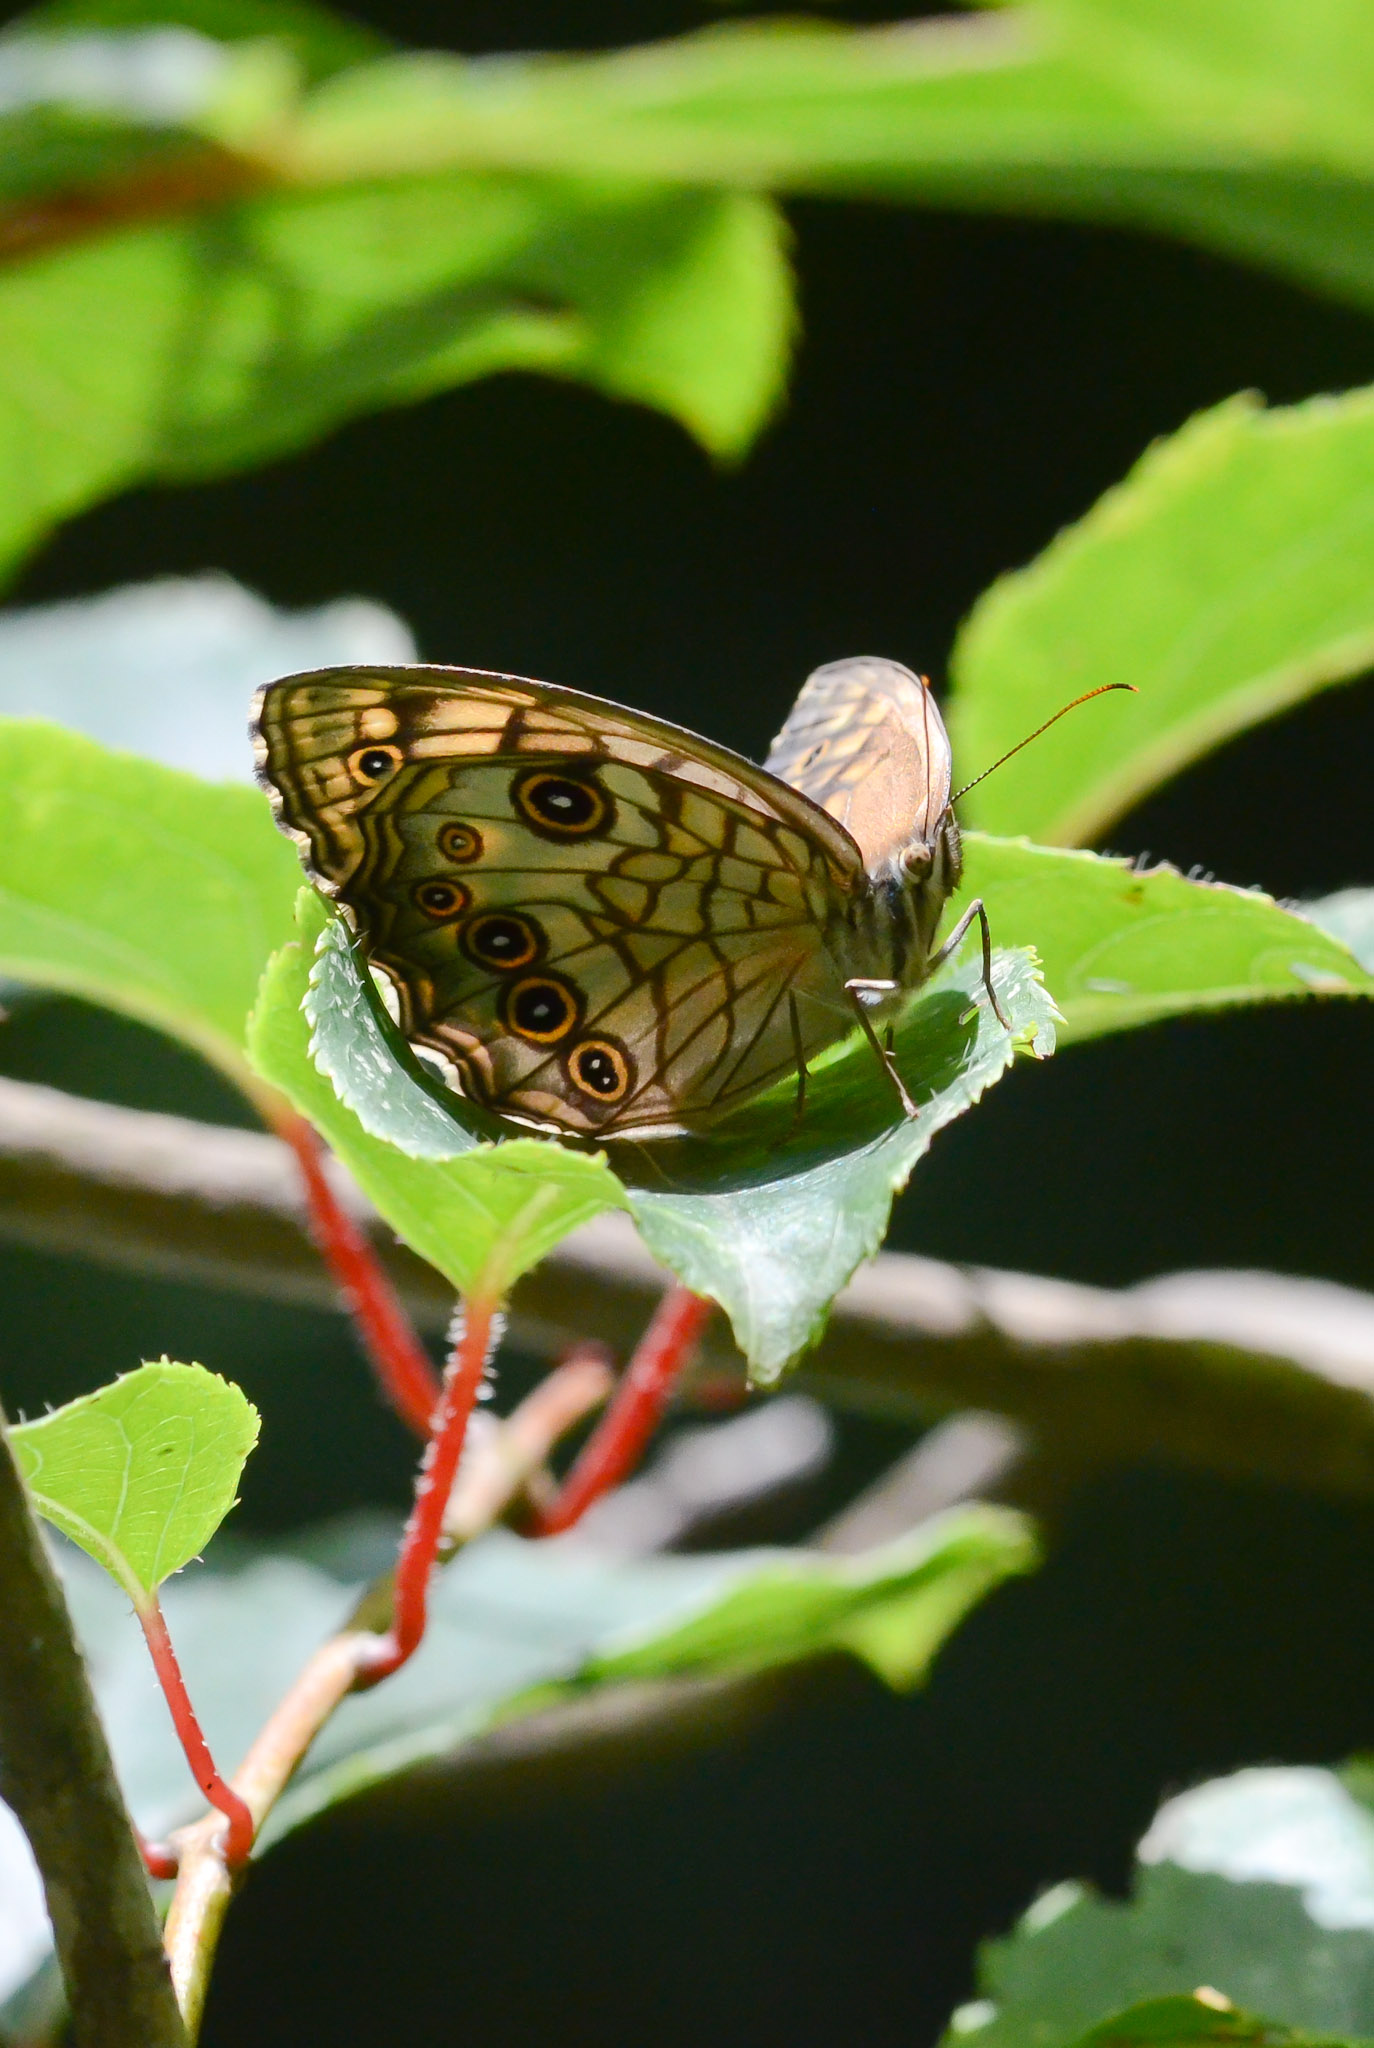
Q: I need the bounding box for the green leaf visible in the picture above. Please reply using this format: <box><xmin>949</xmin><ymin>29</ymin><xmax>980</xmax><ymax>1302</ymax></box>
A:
<box><xmin>1300</xmin><ymin>890</ymin><xmax>1374</xmax><ymax>975</ymax></box>
<box><xmin>246</xmin><ymin>889</ymin><xmax>629</xmax><ymax>1298</ymax></box>
<box><xmin>38</xmin><ymin>1503</ymin><xmax>1032</xmax><ymax>1852</ymax></box>
<box><xmin>9</xmin><ymin>1359</ymin><xmax>258</xmax><ymax>1607</ymax></box>
<box><xmin>950</xmin><ymin>388</ymin><xmax>1374</xmax><ymax>846</ymax></box>
<box><xmin>963</xmin><ymin>837</ymin><xmax>1374</xmax><ymax>1044</ymax></box>
<box><xmin>0</xmin><ymin>136</ymin><xmax>792</xmax><ymax>573</ymax></box>
<box><xmin>0</xmin><ymin>717</ymin><xmax>300</xmax><ymax>1081</ymax></box>
<box><xmin>630</xmin><ymin>947</ymin><xmax>1057</xmax><ymax>1381</ymax></box>
<box><xmin>289</xmin><ymin>7</ymin><xmax>1374</xmax><ymax>315</ymax></box>
<box><xmin>582</xmin><ymin>1505</ymin><xmax>1038</xmax><ymax>1691</ymax></box>
<box><xmin>947</xmin><ymin>1766</ymin><xmax>1374</xmax><ymax>2048</ymax></box>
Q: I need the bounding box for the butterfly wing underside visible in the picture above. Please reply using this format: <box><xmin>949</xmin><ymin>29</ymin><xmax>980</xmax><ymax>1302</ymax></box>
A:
<box><xmin>253</xmin><ymin>666</ymin><xmax>869</xmax><ymax>1141</ymax></box>
<box><xmin>764</xmin><ymin>657</ymin><xmax>952</xmax><ymax>878</ymax></box>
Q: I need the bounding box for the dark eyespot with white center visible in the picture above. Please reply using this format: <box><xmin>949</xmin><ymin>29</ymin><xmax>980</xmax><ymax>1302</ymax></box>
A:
<box><xmin>462</xmin><ymin>912</ymin><xmax>541</xmax><ymax>971</ymax></box>
<box><xmin>347</xmin><ymin>743</ymin><xmax>403</xmax><ymax>784</ymax></box>
<box><xmin>437</xmin><ymin>820</ymin><xmax>482</xmax><ymax>864</ymax></box>
<box><xmin>413</xmin><ymin>878</ymin><xmax>470</xmax><ymax>920</ymax></box>
<box><xmin>513</xmin><ymin>769</ymin><xmax>610</xmax><ymax>839</ymax></box>
<box><xmin>504</xmin><ymin>975</ymin><xmax>580</xmax><ymax>1044</ymax></box>
<box><xmin>568</xmin><ymin>1038</ymin><xmax>632</xmax><ymax>1103</ymax></box>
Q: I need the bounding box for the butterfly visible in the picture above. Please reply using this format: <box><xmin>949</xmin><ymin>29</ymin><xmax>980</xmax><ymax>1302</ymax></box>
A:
<box><xmin>251</xmin><ymin>656</ymin><xmax>1006</xmax><ymax>1152</ymax></box>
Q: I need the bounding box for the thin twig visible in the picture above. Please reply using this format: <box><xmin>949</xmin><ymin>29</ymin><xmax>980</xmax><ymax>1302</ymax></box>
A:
<box><xmin>162</xmin><ymin>1632</ymin><xmax>369</xmax><ymax>2037</ymax></box>
<box><xmin>159</xmin><ymin>1348</ymin><xmax>608</xmax><ymax>2028</ymax></box>
<box><xmin>8</xmin><ymin>1079</ymin><xmax>1374</xmax><ymax>1498</ymax></box>
<box><xmin>0</xmin><ymin>1404</ymin><xmax>187</xmax><ymax>2048</ymax></box>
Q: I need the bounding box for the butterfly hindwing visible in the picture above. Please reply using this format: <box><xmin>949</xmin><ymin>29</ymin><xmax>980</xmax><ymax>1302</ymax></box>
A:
<box><xmin>252</xmin><ymin>666</ymin><xmax>867</xmax><ymax>1139</ymax></box>
<box><xmin>764</xmin><ymin>656</ymin><xmax>952</xmax><ymax>876</ymax></box>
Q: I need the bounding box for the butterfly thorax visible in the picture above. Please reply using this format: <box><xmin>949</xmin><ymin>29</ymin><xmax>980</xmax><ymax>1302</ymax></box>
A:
<box><xmin>838</xmin><ymin>808</ymin><xmax>963</xmax><ymax>996</ymax></box>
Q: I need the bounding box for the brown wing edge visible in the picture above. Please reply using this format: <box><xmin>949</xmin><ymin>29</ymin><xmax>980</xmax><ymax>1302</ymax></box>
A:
<box><xmin>249</xmin><ymin>663</ymin><xmax>868</xmax><ymax>886</ymax></box>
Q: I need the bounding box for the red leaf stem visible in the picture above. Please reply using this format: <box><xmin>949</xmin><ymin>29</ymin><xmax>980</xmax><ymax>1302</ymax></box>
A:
<box><xmin>359</xmin><ymin>1295</ymin><xmax>499</xmax><ymax>1683</ymax></box>
<box><xmin>535</xmin><ymin>1286</ymin><xmax>715</xmax><ymax>1536</ymax></box>
<box><xmin>274</xmin><ymin>1108</ymin><xmax>440</xmax><ymax>1436</ymax></box>
<box><xmin>137</xmin><ymin>1599</ymin><xmax>254</xmax><ymax>1869</ymax></box>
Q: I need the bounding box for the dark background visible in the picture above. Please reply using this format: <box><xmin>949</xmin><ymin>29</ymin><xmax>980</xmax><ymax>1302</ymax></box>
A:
<box><xmin>3</xmin><ymin>3</ymin><xmax>1374</xmax><ymax>2042</ymax></box>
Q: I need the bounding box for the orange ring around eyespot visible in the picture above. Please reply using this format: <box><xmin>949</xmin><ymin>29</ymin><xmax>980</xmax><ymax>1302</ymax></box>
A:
<box><xmin>568</xmin><ymin>1038</ymin><xmax>632</xmax><ymax>1103</ymax></box>
<box><xmin>437</xmin><ymin>820</ymin><xmax>482</xmax><ymax>864</ymax></box>
<box><xmin>347</xmin><ymin>743</ymin><xmax>404</xmax><ymax>784</ymax></box>
<box><xmin>412</xmin><ymin>877</ymin><xmax>471</xmax><ymax>921</ymax></box>
<box><xmin>461</xmin><ymin>912</ymin><xmax>541</xmax><ymax>972</ymax></box>
<box><xmin>512</xmin><ymin>769</ymin><xmax>609</xmax><ymax>838</ymax></box>
<box><xmin>503</xmin><ymin>975</ymin><xmax>580</xmax><ymax>1045</ymax></box>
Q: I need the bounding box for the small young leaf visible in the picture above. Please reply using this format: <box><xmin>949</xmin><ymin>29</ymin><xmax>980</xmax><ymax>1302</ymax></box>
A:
<box><xmin>10</xmin><ymin>1360</ymin><xmax>259</xmax><ymax>1609</ymax></box>
<box><xmin>0</xmin><ymin>717</ymin><xmax>300</xmax><ymax>1081</ymax></box>
<box><xmin>963</xmin><ymin>838</ymin><xmax>1374</xmax><ymax>1042</ymax></box>
<box><xmin>246</xmin><ymin>891</ymin><xmax>629</xmax><ymax>1298</ymax></box>
<box><xmin>951</xmin><ymin>387</ymin><xmax>1374</xmax><ymax>846</ymax></box>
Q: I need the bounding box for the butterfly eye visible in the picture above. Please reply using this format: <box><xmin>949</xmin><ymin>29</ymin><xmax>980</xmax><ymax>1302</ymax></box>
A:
<box><xmin>462</xmin><ymin>912</ymin><xmax>541</xmax><ymax>971</ymax></box>
<box><xmin>503</xmin><ymin>975</ymin><xmax>580</xmax><ymax>1044</ymax></box>
<box><xmin>348</xmin><ymin>744</ymin><xmax>403</xmax><ymax>785</ymax></box>
<box><xmin>568</xmin><ymin>1038</ymin><xmax>632</xmax><ymax>1103</ymax></box>
<box><xmin>413</xmin><ymin>879</ymin><xmax>470</xmax><ymax>920</ymax></box>
<box><xmin>513</xmin><ymin>770</ymin><xmax>609</xmax><ymax>838</ymax></box>
<box><xmin>437</xmin><ymin>820</ymin><xmax>482</xmax><ymax>864</ymax></box>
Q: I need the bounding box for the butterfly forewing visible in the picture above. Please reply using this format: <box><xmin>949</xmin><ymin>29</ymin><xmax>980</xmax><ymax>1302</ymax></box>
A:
<box><xmin>252</xmin><ymin>666</ymin><xmax>870</xmax><ymax>1140</ymax></box>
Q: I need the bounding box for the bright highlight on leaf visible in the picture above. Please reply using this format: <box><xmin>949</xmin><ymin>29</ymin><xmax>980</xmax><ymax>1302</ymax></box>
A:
<box><xmin>10</xmin><ymin>1360</ymin><xmax>260</xmax><ymax>1610</ymax></box>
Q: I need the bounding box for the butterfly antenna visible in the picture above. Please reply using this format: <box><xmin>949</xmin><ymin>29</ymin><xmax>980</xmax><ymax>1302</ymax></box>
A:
<box><xmin>950</xmin><ymin>683</ymin><xmax>1137</xmax><ymax>804</ymax></box>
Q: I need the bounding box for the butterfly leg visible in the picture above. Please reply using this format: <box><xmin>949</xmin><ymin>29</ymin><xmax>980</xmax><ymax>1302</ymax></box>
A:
<box><xmin>845</xmin><ymin>979</ymin><xmax>919</xmax><ymax>1120</ymax></box>
<box><xmin>927</xmin><ymin>898</ymin><xmax>1011</xmax><ymax>1030</ymax></box>
<box><xmin>788</xmin><ymin>991</ymin><xmax>810</xmax><ymax>1133</ymax></box>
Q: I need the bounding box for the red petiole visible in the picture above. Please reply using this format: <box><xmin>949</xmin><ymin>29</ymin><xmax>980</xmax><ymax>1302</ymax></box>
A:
<box><xmin>535</xmin><ymin>1285</ymin><xmax>715</xmax><ymax>1536</ymax></box>
<box><xmin>137</xmin><ymin>1598</ymin><xmax>254</xmax><ymax>1869</ymax></box>
<box><xmin>275</xmin><ymin>1108</ymin><xmax>441</xmax><ymax>1437</ymax></box>
<box><xmin>359</xmin><ymin>1294</ymin><xmax>499</xmax><ymax>1684</ymax></box>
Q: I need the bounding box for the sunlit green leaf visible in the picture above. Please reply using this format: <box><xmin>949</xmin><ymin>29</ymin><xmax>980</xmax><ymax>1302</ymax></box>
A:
<box><xmin>10</xmin><ymin>1359</ymin><xmax>258</xmax><ymax>1607</ymax></box>
<box><xmin>1061</xmin><ymin>1994</ymin><xmax>1368</xmax><ymax>2048</ymax></box>
<box><xmin>287</xmin><ymin>891</ymin><xmax>1054</xmax><ymax>1373</ymax></box>
<box><xmin>951</xmin><ymin>389</ymin><xmax>1374</xmax><ymax>846</ymax></box>
<box><xmin>0</xmin><ymin>717</ymin><xmax>299</xmax><ymax>1081</ymax></box>
<box><xmin>0</xmin><ymin>144</ymin><xmax>792</xmax><ymax>574</ymax></box>
<box><xmin>18</xmin><ymin>0</ymin><xmax>388</xmax><ymax>85</ymax></box>
<box><xmin>962</xmin><ymin>837</ymin><xmax>1374</xmax><ymax>1043</ymax></box>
